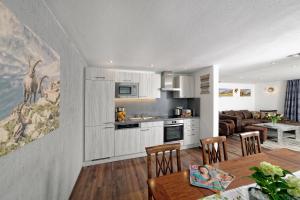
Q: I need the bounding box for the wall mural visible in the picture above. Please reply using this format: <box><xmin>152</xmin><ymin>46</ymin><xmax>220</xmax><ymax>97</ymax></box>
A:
<box><xmin>0</xmin><ymin>2</ymin><xmax>60</xmax><ymax>156</ymax></box>
<box><xmin>240</xmin><ymin>89</ymin><xmax>251</xmax><ymax>97</ymax></box>
<box><xmin>219</xmin><ymin>88</ymin><xmax>233</xmax><ymax>97</ymax></box>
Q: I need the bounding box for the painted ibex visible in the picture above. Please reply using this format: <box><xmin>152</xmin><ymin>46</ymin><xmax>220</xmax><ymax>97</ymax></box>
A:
<box><xmin>23</xmin><ymin>59</ymin><xmax>41</xmax><ymax>103</ymax></box>
<box><xmin>13</xmin><ymin>103</ymin><xmax>27</xmax><ymax>142</ymax></box>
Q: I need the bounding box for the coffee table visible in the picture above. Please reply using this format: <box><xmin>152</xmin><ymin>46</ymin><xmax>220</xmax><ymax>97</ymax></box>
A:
<box><xmin>254</xmin><ymin>123</ymin><xmax>300</xmax><ymax>145</ymax></box>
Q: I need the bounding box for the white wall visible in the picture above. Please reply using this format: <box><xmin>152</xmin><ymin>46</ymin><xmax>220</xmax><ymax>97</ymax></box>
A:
<box><xmin>194</xmin><ymin>65</ymin><xmax>219</xmax><ymax>139</ymax></box>
<box><xmin>0</xmin><ymin>1</ymin><xmax>86</xmax><ymax>200</ymax></box>
<box><xmin>255</xmin><ymin>81</ymin><xmax>286</xmax><ymax>114</ymax></box>
<box><xmin>219</xmin><ymin>83</ymin><xmax>255</xmax><ymax>111</ymax></box>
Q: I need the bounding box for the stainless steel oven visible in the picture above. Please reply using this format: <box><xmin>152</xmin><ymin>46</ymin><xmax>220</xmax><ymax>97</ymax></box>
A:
<box><xmin>164</xmin><ymin>119</ymin><xmax>184</xmax><ymax>143</ymax></box>
<box><xmin>115</xmin><ymin>82</ymin><xmax>139</xmax><ymax>98</ymax></box>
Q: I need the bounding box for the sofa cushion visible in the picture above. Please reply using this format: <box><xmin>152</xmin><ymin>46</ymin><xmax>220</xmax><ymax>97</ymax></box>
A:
<box><xmin>241</xmin><ymin>119</ymin><xmax>262</xmax><ymax>127</ymax></box>
<box><xmin>223</xmin><ymin>110</ymin><xmax>235</xmax><ymax>116</ymax></box>
<box><xmin>234</xmin><ymin>111</ymin><xmax>245</xmax><ymax>119</ymax></box>
<box><xmin>242</xmin><ymin>110</ymin><xmax>252</xmax><ymax>119</ymax></box>
<box><xmin>251</xmin><ymin>111</ymin><xmax>261</xmax><ymax>119</ymax></box>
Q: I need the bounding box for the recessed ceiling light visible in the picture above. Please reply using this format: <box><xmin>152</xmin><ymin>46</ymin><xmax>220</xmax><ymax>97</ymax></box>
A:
<box><xmin>271</xmin><ymin>61</ymin><xmax>276</xmax><ymax>65</ymax></box>
<box><xmin>287</xmin><ymin>53</ymin><xmax>300</xmax><ymax>58</ymax></box>
<box><xmin>150</xmin><ymin>64</ymin><xmax>154</xmax><ymax>68</ymax></box>
<box><xmin>109</xmin><ymin>60</ymin><xmax>113</xmax><ymax>64</ymax></box>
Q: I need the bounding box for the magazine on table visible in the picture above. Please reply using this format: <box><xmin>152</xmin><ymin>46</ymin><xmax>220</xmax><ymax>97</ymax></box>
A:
<box><xmin>190</xmin><ymin>164</ymin><xmax>235</xmax><ymax>192</ymax></box>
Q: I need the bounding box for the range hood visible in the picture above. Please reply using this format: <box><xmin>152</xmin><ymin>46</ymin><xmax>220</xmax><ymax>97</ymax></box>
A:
<box><xmin>161</xmin><ymin>71</ymin><xmax>181</xmax><ymax>91</ymax></box>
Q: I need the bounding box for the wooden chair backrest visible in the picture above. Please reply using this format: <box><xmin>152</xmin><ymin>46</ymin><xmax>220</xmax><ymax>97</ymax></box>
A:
<box><xmin>200</xmin><ymin>136</ymin><xmax>228</xmax><ymax>165</ymax></box>
<box><xmin>145</xmin><ymin>143</ymin><xmax>181</xmax><ymax>179</ymax></box>
<box><xmin>239</xmin><ymin>131</ymin><xmax>261</xmax><ymax>157</ymax></box>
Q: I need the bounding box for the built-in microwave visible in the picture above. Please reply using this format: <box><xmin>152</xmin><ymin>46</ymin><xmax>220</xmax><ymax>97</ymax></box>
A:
<box><xmin>115</xmin><ymin>82</ymin><xmax>139</xmax><ymax>98</ymax></box>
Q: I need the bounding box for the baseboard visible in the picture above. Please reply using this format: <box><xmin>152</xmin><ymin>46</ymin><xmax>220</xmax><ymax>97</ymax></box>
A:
<box><xmin>82</xmin><ymin>144</ymin><xmax>199</xmax><ymax>167</ymax></box>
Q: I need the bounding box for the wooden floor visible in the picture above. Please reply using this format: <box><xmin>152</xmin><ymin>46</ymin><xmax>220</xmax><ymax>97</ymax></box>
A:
<box><xmin>70</xmin><ymin>136</ymin><xmax>269</xmax><ymax>200</ymax></box>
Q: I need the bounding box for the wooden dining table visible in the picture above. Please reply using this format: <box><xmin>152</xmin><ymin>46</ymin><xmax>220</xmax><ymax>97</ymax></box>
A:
<box><xmin>148</xmin><ymin>148</ymin><xmax>300</xmax><ymax>200</ymax></box>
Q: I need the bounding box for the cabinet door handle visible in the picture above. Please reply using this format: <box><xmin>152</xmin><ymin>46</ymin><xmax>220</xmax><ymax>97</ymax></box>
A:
<box><xmin>104</xmin><ymin>122</ymin><xmax>114</xmax><ymax>124</ymax></box>
<box><xmin>141</xmin><ymin>129</ymin><xmax>150</xmax><ymax>131</ymax></box>
<box><xmin>104</xmin><ymin>127</ymin><xmax>114</xmax><ymax>129</ymax></box>
<box><xmin>95</xmin><ymin>76</ymin><xmax>105</xmax><ymax>79</ymax></box>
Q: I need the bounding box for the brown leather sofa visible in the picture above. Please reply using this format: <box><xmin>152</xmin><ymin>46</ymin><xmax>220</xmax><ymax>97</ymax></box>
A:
<box><xmin>219</xmin><ymin>110</ymin><xmax>271</xmax><ymax>132</ymax></box>
<box><xmin>219</xmin><ymin>119</ymin><xmax>235</xmax><ymax>136</ymax></box>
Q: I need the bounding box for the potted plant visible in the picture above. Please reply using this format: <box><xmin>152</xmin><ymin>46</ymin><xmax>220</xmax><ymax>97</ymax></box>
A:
<box><xmin>249</xmin><ymin>162</ymin><xmax>300</xmax><ymax>200</ymax></box>
<box><xmin>267</xmin><ymin>113</ymin><xmax>283</xmax><ymax>125</ymax></box>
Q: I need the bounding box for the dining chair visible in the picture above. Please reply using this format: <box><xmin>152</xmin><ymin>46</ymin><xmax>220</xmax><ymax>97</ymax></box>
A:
<box><xmin>200</xmin><ymin>136</ymin><xmax>228</xmax><ymax>165</ymax></box>
<box><xmin>145</xmin><ymin>143</ymin><xmax>181</xmax><ymax>200</ymax></box>
<box><xmin>239</xmin><ymin>131</ymin><xmax>261</xmax><ymax>157</ymax></box>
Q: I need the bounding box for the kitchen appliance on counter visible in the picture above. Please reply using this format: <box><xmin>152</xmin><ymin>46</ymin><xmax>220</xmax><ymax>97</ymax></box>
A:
<box><xmin>115</xmin><ymin>107</ymin><xmax>126</xmax><ymax>122</ymax></box>
<box><xmin>174</xmin><ymin>106</ymin><xmax>183</xmax><ymax>117</ymax></box>
<box><xmin>164</xmin><ymin>119</ymin><xmax>184</xmax><ymax>143</ymax></box>
<box><xmin>115</xmin><ymin>82</ymin><xmax>139</xmax><ymax>98</ymax></box>
<box><xmin>182</xmin><ymin>109</ymin><xmax>192</xmax><ymax>117</ymax></box>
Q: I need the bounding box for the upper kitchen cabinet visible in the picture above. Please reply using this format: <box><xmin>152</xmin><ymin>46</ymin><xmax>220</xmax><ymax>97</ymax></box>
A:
<box><xmin>151</xmin><ymin>73</ymin><xmax>161</xmax><ymax>98</ymax></box>
<box><xmin>85</xmin><ymin>80</ymin><xmax>115</xmax><ymax>126</ymax></box>
<box><xmin>115</xmin><ymin>71</ymin><xmax>139</xmax><ymax>83</ymax></box>
<box><xmin>85</xmin><ymin>67</ymin><xmax>115</xmax><ymax>81</ymax></box>
<box><xmin>173</xmin><ymin>75</ymin><xmax>195</xmax><ymax>98</ymax></box>
<box><xmin>139</xmin><ymin>72</ymin><xmax>151</xmax><ymax>98</ymax></box>
<box><xmin>139</xmin><ymin>72</ymin><xmax>161</xmax><ymax>98</ymax></box>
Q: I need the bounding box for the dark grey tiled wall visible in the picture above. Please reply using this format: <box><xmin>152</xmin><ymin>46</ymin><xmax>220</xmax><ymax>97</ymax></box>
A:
<box><xmin>115</xmin><ymin>91</ymin><xmax>200</xmax><ymax>117</ymax></box>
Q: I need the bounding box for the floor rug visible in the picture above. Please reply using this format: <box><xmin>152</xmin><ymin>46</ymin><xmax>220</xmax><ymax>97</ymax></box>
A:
<box><xmin>261</xmin><ymin>131</ymin><xmax>300</xmax><ymax>152</ymax></box>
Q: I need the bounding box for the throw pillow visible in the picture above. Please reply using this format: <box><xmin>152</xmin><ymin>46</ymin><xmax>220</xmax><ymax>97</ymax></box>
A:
<box><xmin>251</xmin><ymin>111</ymin><xmax>261</xmax><ymax>119</ymax></box>
<box><xmin>260</xmin><ymin>110</ymin><xmax>277</xmax><ymax>119</ymax></box>
<box><xmin>242</xmin><ymin>111</ymin><xmax>252</xmax><ymax>119</ymax></box>
<box><xmin>234</xmin><ymin>111</ymin><xmax>245</xmax><ymax>119</ymax></box>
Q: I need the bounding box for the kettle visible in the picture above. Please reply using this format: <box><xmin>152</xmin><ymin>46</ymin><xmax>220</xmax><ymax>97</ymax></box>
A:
<box><xmin>174</xmin><ymin>107</ymin><xmax>183</xmax><ymax>117</ymax></box>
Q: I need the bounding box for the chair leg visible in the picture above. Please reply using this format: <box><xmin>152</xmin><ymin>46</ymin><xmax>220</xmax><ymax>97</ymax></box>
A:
<box><xmin>148</xmin><ymin>186</ymin><xmax>152</xmax><ymax>200</ymax></box>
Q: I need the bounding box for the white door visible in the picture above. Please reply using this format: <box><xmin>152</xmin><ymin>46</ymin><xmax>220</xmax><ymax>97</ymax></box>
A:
<box><xmin>85</xmin><ymin>125</ymin><xmax>115</xmax><ymax>161</ymax></box>
<box><xmin>85</xmin><ymin>80</ymin><xmax>115</xmax><ymax>126</ymax></box>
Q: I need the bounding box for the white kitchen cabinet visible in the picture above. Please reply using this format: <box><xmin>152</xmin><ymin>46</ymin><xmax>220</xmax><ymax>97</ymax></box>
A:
<box><xmin>184</xmin><ymin>118</ymin><xmax>200</xmax><ymax>146</ymax></box>
<box><xmin>85</xmin><ymin>67</ymin><xmax>115</xmax><ymax>81</ymax></box>
<box><xmin>115</xmin><ymin>71</ymin><xmax>139</xmax><ymax>83</ymax></box>
<box><xmin>115</xmin><ymin>128</ymin><xmax>141</xmax><ymax>156</ymax></box>
<box><xmin>151</xmin><ymin>73</ymin><xmax>161</xmax><ymax>98</ymax></box>
<box><xmin>139</xmin><ymin>73</ymin><xmax>152</xmax><ymax>98</ymax></box>
<box><xmin>140</xmin><ymin>121</ymin><xmax>163</xmax><ymax>152</ymax></box>
<box><xmin>85</xmin><ymin>125</ymin><xmax>115</xmax><ymax>161</ymax></box>
<box><xmin>173</xmin><ymin>75</ymin><xmax>195</xmax><ymax>98</ymax></box>
<box><xmin>85</xmin><ymin>80</ymin><xmax>115</xmax><ymax>126</ymax></box>
<box><xmin>152</xmin><ymin>125</ymin><xmax>164</xmax><ymax>146</ymax></box>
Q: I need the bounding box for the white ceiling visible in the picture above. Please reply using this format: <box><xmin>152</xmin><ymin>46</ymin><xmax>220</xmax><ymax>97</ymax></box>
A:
<box><xmin>45</xmin><ymin>0</ymin><xmax>300</xmax><ymax>81</ymax></box>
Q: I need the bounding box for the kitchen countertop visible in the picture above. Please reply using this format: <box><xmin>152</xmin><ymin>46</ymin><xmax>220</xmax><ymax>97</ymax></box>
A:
<box><xmin>114</xmin><ymin>116</ymin><xmax>200</xmax><ymax>125</ymax></box>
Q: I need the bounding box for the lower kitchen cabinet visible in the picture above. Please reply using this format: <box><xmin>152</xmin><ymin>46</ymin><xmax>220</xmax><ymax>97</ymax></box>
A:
<box><xmin>140</xmin><ymin>122</ymin><xmax>163</xmax><ymax>151</ymax></box>
<box><xmin>184</xmin><ymin>118</ymin><xmax>200</xmax><ymax>146</ymax></box>
<box><xmin>140</xmin><ymin>125</ymin><xmax>163</xmax><ymax>152</ymax></box>
<box><xmin>115</xmin><ymin>128</ymin><xmax>141</xmax><ymax>156</ymax></box>
<box><xmin>85</xmin><ymin>125</ymin><xmax>115</xmax><ymax>161</ymax></box>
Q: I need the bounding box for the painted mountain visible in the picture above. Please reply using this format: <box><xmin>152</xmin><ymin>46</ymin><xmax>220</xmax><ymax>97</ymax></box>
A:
<box><xmin>0</xmin><ymin>2</ymin><xmax>60</xmax><ymax>156</ymax></box>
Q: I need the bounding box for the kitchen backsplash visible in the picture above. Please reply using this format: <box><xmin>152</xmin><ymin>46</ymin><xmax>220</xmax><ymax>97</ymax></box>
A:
<box><xmin>115</xmin><ymin>92</ymin><xmax>200</xmax><ymax>117</ymax></box>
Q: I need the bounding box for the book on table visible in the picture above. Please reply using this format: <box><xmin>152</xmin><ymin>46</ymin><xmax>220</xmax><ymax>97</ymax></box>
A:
<box><xmin>189</xmin><ymin>164</ymin><xmax>235</xmax><ymax>191</ymax></box>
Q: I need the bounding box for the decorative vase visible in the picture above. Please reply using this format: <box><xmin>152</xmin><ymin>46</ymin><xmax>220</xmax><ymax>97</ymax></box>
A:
<box><xmin>248</xmin><ymin>187</ymin><xmax>270</xmax><ymax>200</ymax></box>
